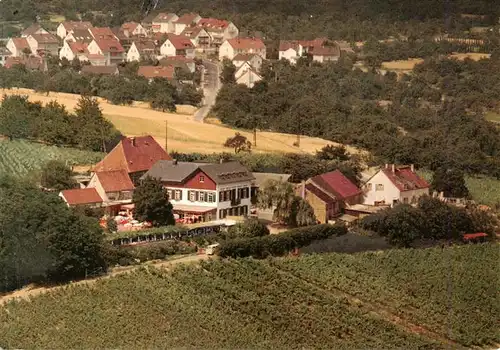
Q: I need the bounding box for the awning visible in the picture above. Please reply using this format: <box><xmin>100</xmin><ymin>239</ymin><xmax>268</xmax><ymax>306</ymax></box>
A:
<box><xmin>173</xmin><ymin>204</ymin><xmax>216</xmax><ymax>213</ymax></box>
<box><xmin>121</xmin><ymin>204</ymin><xmax>135</xmax><ymax>210</ymax></box>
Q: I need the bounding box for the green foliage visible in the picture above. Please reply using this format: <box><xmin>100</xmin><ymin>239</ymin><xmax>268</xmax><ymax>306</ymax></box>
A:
<box><xmin>431</xmin><ymin>167</ymin><xmax>470</xmax><ymax>198</ymax></box>
<box><xmin>0</xmin><ymin>175</ymin><xmax>107</xmax><ymax>292</ymax></box>
<box><xmin>316</xmin><ymin>144</ymin><xmax>350</xmax><ymax>161</ymax></box>
<box><xmin>224</xmin><ymin>218</ymin><xmax>270</xmax><ymax>239</ymax></box>
<box><xmin>218</xmin><ymin>224</ymin><xmax>346</xmax><ymax>258</ymax></box>
<box><xmin>123</xmin><ymin>241</ymin><xmax>197</xmax><ymax>263</ymax></box>
<box><xmin>149</xmin><ymin>92</ymin><xmax>176</xmax><ymax>112</ymax></box>
<box><xmin>220</xmin><ymin>58</ymin><xmax>236</xmax><ymax>85</ymax></box>
<box><xmin>106</xmin><ymin>217</ymin><xmax>118</xmax><ymax>233</ymax></box>
<box><xmin>40</xmin><ymin>160</ymin><xmax>77</xmax><ymax>191</ymax></box>
<box><xmin>133</xmin><ymin>177</ymin><xmax>175</xmax><ymax>227</ymax></box>
<box><xmin>223</xmin><ymin>132</ymin><xmax>252</xmax><ymax>153</ymax></box>
<box><xmin>0</xmin><ymin>94</ymin><xmax>42</xmax><ymax>140</ymax></box>
<box><xmin>0</xmin><ymin>139</ymin><xmax>103</xmax><ymax>177</ymax></box>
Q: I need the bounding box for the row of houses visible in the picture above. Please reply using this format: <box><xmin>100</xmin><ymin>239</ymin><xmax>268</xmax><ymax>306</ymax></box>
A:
<box><xmin>59</xmin><ymin>135</ymin><xmax>431</xmax><ymax>227</ymax></box>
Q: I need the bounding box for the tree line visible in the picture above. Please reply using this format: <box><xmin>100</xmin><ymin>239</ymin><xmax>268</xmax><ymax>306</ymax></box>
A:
<box><xmin>0</xmin><ymin>59</ymin><xmax>203</xmax><ymax>111</ymax></box>
<box><xmin>213</xmin><ymin>57</ymin><xmax>500</xmax><ymax>178</ymax></box>
<box><xmin>0</xmin><ymin>94</ymin><xmax>121</xmax><ymax>152</ymax></box>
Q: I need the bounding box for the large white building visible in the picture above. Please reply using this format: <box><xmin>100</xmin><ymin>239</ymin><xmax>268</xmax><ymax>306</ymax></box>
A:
<box><xmin>143</xmin><ymin>160</ymin><xmax>255</xmax><ymax>222</ymax></box>
<box><xmin>363</xmin><ymin>164</ymin><xmax>430</xmax><ymax>207</ymax></box>
<box><xmin>219</xmin><ymin>37</ymin><xmax>266</xmax><ymax>61</ymax></box>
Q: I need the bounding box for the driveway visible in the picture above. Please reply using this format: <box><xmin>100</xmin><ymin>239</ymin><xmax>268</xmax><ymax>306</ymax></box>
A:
<box><xmin>194</xmin><ymin>60</ymin><xmax>221</xmax><ymax>122</ymax></box>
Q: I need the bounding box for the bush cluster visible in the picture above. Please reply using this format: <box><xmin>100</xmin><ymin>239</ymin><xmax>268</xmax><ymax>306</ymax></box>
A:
<box><xmin>218</xmin><ymin>224</ymin><xmax>347</xmax><ymax>258</ymax></box>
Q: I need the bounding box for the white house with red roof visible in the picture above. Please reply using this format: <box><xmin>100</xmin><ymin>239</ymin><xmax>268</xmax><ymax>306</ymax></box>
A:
<box><xmin>143</xmin><ymin>160</ymin><xmax>254</xmax><ymax>223</ymax></box>
<box><xmin>197</xmin><ymin>18</ymin><xmax>239</xmax><ymax>45</ymax></box>
<box><xmin>6</xmin><ymin>37</ymin><xmax>31</xmax><ymax>57</ymax></box>
<box><xmin>232</xmin><ymin>53</ymin><xmax>263</xmax><ymax>70</ymax></box>
<box><xmin>87</xmin><ymin>38</ymin><xmax>125</xmax><ymax>65</ymax></box>
<box><xmin>59</xmin><ymin>40</ymin><xmax>88</xmax><ymax>62</ymax></box>
<box><xmin>151</xmin><ymin>13</ymin><xmax>179</xmax><ymax>33</ymax></box>
<box><xmin>87</xmin><ymin>169</ymin><xmax>135</xmax><ymax>204</ymax></box>
<box><xmin>235</xmin><ymin>64</ymin><xmax>262</xmax><ymax>88</ymax></box>
<box><xmin>56</xmin><ymin>21</ymin><xmax>93</xmax><ymax>39</ymax></box>
<box><xmin>219</xmin><ymin>38</ymin><xmax>266</xmax><ymax>60</ymax></box>
<box><xmin>297</xmin><ymin>170</ymin><xmax>362</xmax><ymax>223</ymax></box>
<box><xmin>160</xmin><ymin>34</ymin><xmax>195</xmax><ymax>58</ymax></box>
<box><xmin>26</xmin><ymin>33</ymin><xmax>59</xmax><ymax>57</ymax></box>
<box><xmin>120</xmin><ymin>22</ymin><xmax>147</xmax><ymax>37</ymax></box>
<box><xmin>126</xmin><ymin>40</ymin><xmax>160</xmax><ymax>62</ymax></box>
<box><xmin>59</xmin><ymin>188</ymin><xmax>103</xmax><ymax>207</ymax></box>
<box><xmin>363</xmin><ymin>164</ymin><xmax>430</xmax><ymax>207</ymax></box>
<box><xmin>173</xmin><ymin>13</ymin><xmax>202</xmax><ymax>35</ymax></box>
<box><xmin>181</xmin><ymin>26</ymin><xmax>211</xmax><ymax>49</ymax></box>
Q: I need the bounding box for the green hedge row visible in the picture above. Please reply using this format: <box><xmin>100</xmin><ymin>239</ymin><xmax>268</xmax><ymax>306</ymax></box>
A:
<box><xmin>218</xmin><ymin>224</ymin><xmax>347</xmax><ymax>259</ymax></box>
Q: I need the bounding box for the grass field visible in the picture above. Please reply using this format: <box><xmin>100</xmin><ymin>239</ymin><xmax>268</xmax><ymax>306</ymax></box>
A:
<box><xmin>0</xmin><ymin>244</ymin><xmax>497</xmax><ymax>348</ymax></box>
<box><xmin>419</xmin><ymin>170</ymin><xmax>500</xmax><ymax>207</ymax></box>
<box><xmin>382</xmin><ymin>53</ymin><xmax>491</xmax><ymax>72</ymax></box>
<box><xmin>0</xmin><ymin>139</ymin><xmax>103</xmax><ymax>176</ymax></box>
<box><xmin>485</xmin><ymin>111</ymin><xmax>500</xmax><ymax>123</ymax></box>
<box><xmin>0</xmin><ymin>88</ymin><xmax>358</xmax><ymax>155</ymax></box>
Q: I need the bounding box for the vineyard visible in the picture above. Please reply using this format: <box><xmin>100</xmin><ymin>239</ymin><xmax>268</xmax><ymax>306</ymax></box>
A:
<box><xmin>1</xmin><ymin>244</ymin><xmax>497</xmax><ymax>348</ymax></box>
<box><xmin>0</xmin><ymin>140</ymin><xmax>103</xmax><ymax>176</ymax></box>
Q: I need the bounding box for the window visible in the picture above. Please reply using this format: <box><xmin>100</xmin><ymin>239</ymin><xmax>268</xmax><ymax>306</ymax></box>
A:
<box><xmin>189</xmin><ymin>191</ymin><xmax>196</xmax><ymax>202</ymax></box>
<box><xmin>411</xmin><ymin>196</ymin><xmax>417</xmax><ymax>204</ymax></box>
<box><xmin>199</xmin><ymin>175</ymin><xmax>205</xmax><ymax>183</ymax></box>
<box><xmin>174</xmin><ymin>190</ymin><xmax>181</xmax><ymax>201</ymax></box>
<box><xmin>198</xmin><ymin>192</ymin><xmax>205</xmax><ymax>202</ymax></box>
<box><xmin>376</xmin><ymin>184</ymin><xmax>384</xmax><ymax>191</ymax></box>
<box><xmin>219</xmin><ymin>191</ymin><xmax>224</xmax><ymax>201</ymax></box>
<box><xmin>403</xmin><ymin>197</ymin><xmax>409</xmax><ymax>204</ymax></box>
<box><xmin>208</xmin><ymin>192</ymin><xmax>215</xmax><ymax>202</ymax></box>
<box><xmin>367</xmin><ymin>183</ymin><xmax>373</xmax><ymax>191</ymax></box>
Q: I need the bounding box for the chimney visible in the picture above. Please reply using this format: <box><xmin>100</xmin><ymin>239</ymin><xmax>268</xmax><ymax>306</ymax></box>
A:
<box><xmin>131</xmin><ymin>137</ymin><xmax>136</xmax><ymax>146</ymax></box>
<box><xmin>385</xmin><ymin>163</ymin><xmax>389</xmax><ymax>169</ymax></box>
<box><xmin>391</xmin><ymin>164</ymin><xmax>395</xmax><ymax>173</ymax></box>
<box><xmin>410</xmin><ymin>164</ymin><xmax>414</xmax><ymax>172</ymax></box>
<box><xmin>173</xmin><ymin>159</ymin><xmax>178</xmax><ymax>165</ymax></box>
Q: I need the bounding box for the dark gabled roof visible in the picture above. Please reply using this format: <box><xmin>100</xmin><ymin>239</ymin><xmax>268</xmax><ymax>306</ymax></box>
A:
<box><xmin>381</xmin><ymin>166</ymin><xmax>430</xmax><ymax>191</ymax></box>
<box><xmin>22</xmin><ymin>23</ymin><xmax>46</xmax><ymax>36</ymax></box>
<box><xmin>81</xmin><ymin>65</ymin><xmax>118</xmax><ymax>75</ymax></box>
<box><xmin>311</xmin><ymin>170</ymin><xmax>361</xmax><ymax>200</ymax></box>
<box><xmin>68</xmin><ymin>29</ymin><xmax>94</xmax><ymax>42</ymax></box>
<box><xmin>199</xmin><ymin>161</ymin><xmax>254</xmax><ymax>185</ymax></box>
<box><xmin>305</xmin><ymin>183</ymin><xmax>336</xmax><ymax>204</ymax></box>
<box><xmin>142</xmin><ymin>160</ymin><xmax>201</xmax><ymax>182</ymax></box>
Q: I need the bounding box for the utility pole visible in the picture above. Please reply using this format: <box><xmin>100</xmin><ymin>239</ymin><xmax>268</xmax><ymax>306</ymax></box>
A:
<box><xmin>253</xmin><ymin>114</ymin><xmax>257</xmax><ymax>147</ymax></box>
<box><xmin>165</xmin><ymin>120</ymin><xmax>168</xmax><ymax>152</ymax></box>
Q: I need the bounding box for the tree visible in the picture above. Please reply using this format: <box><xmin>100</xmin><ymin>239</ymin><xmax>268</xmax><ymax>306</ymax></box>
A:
<box><xmin>36</xmin><ymin>100</ymin><xmax>74</xmax><ymax>145</ymax></box>
<box><xmin>40</xmin><ymin>160</ymin><xmax>77</xmax><ymax>191</ymax></box>
<box><xmin>383</xmin><ymin>204</ymin><xmax>423</xmax><ymax>247</ymax></box>
<box><xmin>133</xmin><ymin>176</ymin><xmax>175</xmax><ymax>227</ymax></box>
<box><xmin>150</xmin><ymin>91</ymin><xmax>176</xmax><ymax>112</ymax></box>
<box><xmin>224</xmin><ymin>132</ymin><xmax>252</xmax><ymax>153</ymax></box>
<box><xmin>0</xmin><ymin>94</ymin><xmax>42</xmax><ymax>140</ymax></box>
<box><xmin>225</xmin><ymin>218</ymin><xmax>270</xmax><ymax>239</ymax></box>
<box><xmin>431</xmin><ymin>167</ymin><xmax>470</xmax><ymax>198</ymax></box>
<box><xmin>220</xmin><ymin>58</ymin><xmax>236</xmax><ymax>85</ymax></box>
<box><xmin>316</xmin><ymin>144</ymin><xmax>350</xmax><ymax>161</ymax></box>
<box><xmin>290</xmin><ymin>196</ymin><xmax>317</xmax><ymax>227</ymax></box>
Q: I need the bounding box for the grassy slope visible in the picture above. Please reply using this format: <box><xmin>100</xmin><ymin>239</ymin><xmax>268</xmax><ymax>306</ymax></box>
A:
<box><xmin>1</xmin><ymin>245</ymin><xmax>497</xmax><ymax>349</ymax></box>
<box><xmin>419</xmin><ymin>170</ymin><xmax>500</xmax><ymax>207</ymax></box>
<box><xmin>0</xmin><ymin>139</ymin><xmax>103</xmax><ymax>176</ymax></box>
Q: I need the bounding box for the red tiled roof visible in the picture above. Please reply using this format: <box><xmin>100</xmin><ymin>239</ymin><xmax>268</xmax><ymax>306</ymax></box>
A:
<box><xmin>94</xmin><ymin>136</ymin><xmax>172</xmax><ymax>173</ymax></box>
<box><xmin>279</xmin><ymin>38</ymin><xmax>328</xmax><ymax>52</ymax></box>
<box><xmin>166</xmin><ymin>34</ymin><xmax>194</xmax><ymax>50</ymax></box>
<box><xmin>94</xmin><ymin>38</ymin><xmax>124</xmax><ymax>53</ymax></box>
<box><xmin>81</xmin><ymin>65</ymin><xmax>118</xmax><ymax>75</ymax></box>
<box><xmin>382</xmin><ymin>166</ymin><xmax>430</xmax><ymax>192</ymax></box>
<box><xmin>232</xmin><ymin>53</ymin><xmax>260</xmax><ymax>62</ymax></box>
<box><xmin>463</xmin><ymin>233</ymin><xmax>488</xmax><ymax>240</ymax></box>
<box><xmin>29</xmin><ymin>33</ymin><xmax>58</xmax><ymax>44</ymax></box>
<box><xmin>5</xmin><ymin>56</ymin><xmax>44</xmax><ymax>70</ymax></box>
<box><xmin>61</xmin><ymin>188</ymin><xmax>103</xmax><ymax>205</ymax></box>
<box><xmin>227</xmin><ymin>37</ymin><xmax>265</xmax><ymax>50</ymax></box>
<box><xmin>311</xmin><ymin>170</ymin><xmax>361</xmax><ymax>200</ymax></box>
<box><xmin>67</xmin><ymin>29</ymin><xmax>94</xmax><ymax>42</ymax></box>
<box><xmin>96</xmin><ymin>170</ymin><xmax>135</xmax><ymax>192</ymax></box>
<box><xmin>134</xmin><ymin>40</ymin><xmax>157</xmax><ymax>52</ymax></box>
<box><xmin>174</xmin><ymin>13</ymin><xmax>200</xmax><ymax>25</ymax></box>
<box><xmin>305</xmin><ymin>183</ymin><xmax>336</xmax><ymax>204</ymax></box>
<box><xmin>89</xmin><ymin>27</ymin><xmax>117</xmax><ymax>41</ymax></box>
<box><xmin>310</xmin><ymin>45</ymin><xmax>340</xmax><ymax>57</ymax></box>
<box><xmin>138</xmin><ymin>65</ymin><xmax>175</xmax><ymax>79</ymax></box>
<box><xmin>62</xmin><ymin>21</ymin><xmax>93</xmax><ymax>31</ymax></box>
<box><xmin>197</xmin><ymin>18</ymin><xmax>229</xmax><ymax>29</ymax></box>
<box><xmin>11</xmin><ymin>37</ymin><xmax>30</xmax><ymax>50</ymax></box>
<box><xmin>69</xmin><ymin>41</ymin><xmax>88</xmax><ymax>54</ymax></box>
<box><xmin>279</xmin><ymin>40</ymin><xmax>300</xmax><ymax>52</ymax></box>
<box><xmin>181</xmin><ymin>26</ymin><xmax>205</xmax><ymax>38</ymax></box>
<box><xmin>121</xmin><ymin>22</ymin><xmax>139</xmax><ymax>32</ymax></box>
<box><xmin>152</xmin><ymin>13</ymin><xmax>177</xmax><ymax>23</ymax></box>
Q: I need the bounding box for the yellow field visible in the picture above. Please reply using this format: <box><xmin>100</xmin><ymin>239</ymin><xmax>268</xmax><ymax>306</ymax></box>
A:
<box><xmin>1</xmin><ymin>88</ymin><xmax>360</xmax><ymax>155</ymax></box>
<box><xmin>381</xmin><ymin>52</ymin><xmax>491</xmax><ymax>72</ymax></box>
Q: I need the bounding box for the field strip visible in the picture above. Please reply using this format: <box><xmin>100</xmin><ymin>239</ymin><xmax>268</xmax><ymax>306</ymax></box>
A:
<box><xmin>272</xmin><ymin>264</ymin><xmax>463</xmax><ymax>347</ymax></box>
<box><xmin>0</xmin><ymin>254</ymin><xmax>210</xmax><ymax>306</ymax></box>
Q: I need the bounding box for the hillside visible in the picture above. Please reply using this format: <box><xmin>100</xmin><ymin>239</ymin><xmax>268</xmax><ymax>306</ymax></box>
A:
<box><xmin>1</xmin><ymin>244</ymin><xmax>497</xmax><ymax>349</ymax></box>
<box><xmin>0</xmin><ymin>89</ymin><xmax>356</xmax><ymax>155</ymax></box>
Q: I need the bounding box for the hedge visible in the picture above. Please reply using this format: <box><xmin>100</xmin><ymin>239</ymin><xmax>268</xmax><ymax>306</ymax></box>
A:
<box><xmin>217</xmin><ymin>224</ymin><xmax>347</xmax><ymax>258</ymax></box>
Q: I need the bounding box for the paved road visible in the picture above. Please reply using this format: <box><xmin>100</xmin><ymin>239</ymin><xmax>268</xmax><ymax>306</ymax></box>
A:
<box><xmin>194</xmin><ymin>60</ymin><xmax>220</xmax><ymax>122</ymax></box>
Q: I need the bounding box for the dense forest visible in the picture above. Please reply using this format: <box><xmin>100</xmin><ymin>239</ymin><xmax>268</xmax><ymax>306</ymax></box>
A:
<box><xmin>213</xmin><ymin>56</ymin><xmax>500</xmax><ymax>177</ymax></box>
<box><xmin>1</xmin><ymin>0</ymin><xmax>500</xmax><ymax>41</ymax></box>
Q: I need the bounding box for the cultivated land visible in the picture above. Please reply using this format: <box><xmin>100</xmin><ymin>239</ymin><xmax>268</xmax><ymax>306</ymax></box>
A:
<box><xmin>382</xmin><ymin>52</ymin><xmax>491</xmax><ymax>71</ymax></box>
<box><xmin>0</xmin><ymin>89</ymin><xmax>353</xmax><ymax>155</ymax></box>
<box><xmin>0</xmin><ymin>245</ymin><xmax>497</xmax><ymax>349</ymax></box>
<box><xmin>0</xmin><ymin>139</ymin><xmax>103</xmax><ymax>176</ymax></box>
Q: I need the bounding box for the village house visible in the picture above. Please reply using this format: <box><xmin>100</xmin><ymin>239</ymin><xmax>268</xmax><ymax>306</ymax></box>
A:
<box><xmin>138</xmin><ymin>65</ymin><xmax>175</xmax><ymax>81</ymax></box>
<box><xmin>59</xmin><ymin>188</ymin><xmax>103</xmax><ymax>208</ymax></box>
<box><xmin>120</xmin><ymin>22</ymin><xmax>148</xmax><ymax>37</ymax></box>
<box><xmin>126</xmin><ymin>40</ymin><xmax>159</xmax><ymax>62</ymax></box>
<box><xmin>21</xmin><ymin>23</ymin><xmax>49</xmax><ymax>38</ymax></box>
<box><xmin>362</xmin><ymin>164</ymin><xmax>430</xmax><ymax>207</ymax></box>
<box><xmin>143</xmin><ymin>159</ymin><xmax>254</xmax><ymax>222</ymax></box>
<box><xmin>93</xmin><ymin>135</ymin><xmax>172</xmax><ymax>185</ymax></box>
<box><xmin>81</xmin><ymin>64</ymin><xmax>119</xmax><ymax>76</ymax></box>
<box><xmin>173</xmin><ymin>13</ymin><xmax>202</xmax><ymax>35</ymax></box>
<box><xmin>26</xmin><ymin>34</ymin><xmax>60</xmax><ymax>57</ymax></box>
<box><xmin>279</xmin><ymin>38</ymin><xmax>342</xmax><ymax>64</ymax></box>
<box><xmin>197</xmin><ymin>18</ymin><xmax>239</xmax><ymax>42</ymax></box>
<box><xmin>87</xmin><ymin>38</ymin><xmax>125</xmax><ymax>65</ymax></box>
<box><xmin>311</xmin><ymin>45</ymin><xmax>341</xmax><ymax>63</ymax></box>
<box><xmin>88</xmin><ymin>27</ymin><xmax>118</xmax><ymax>41</ymax></box>
<box><xmin>59</xmin><ymin>40</ymin><xmax>104</xmax><ymax>64</ymax></box>
<box><xmin>4</xmin><ymin>56</ymin><xmax>48</xmax><ymax>71</ymax></box>
<box><xmin>159</xmin><ymin>56</ymin><xmax>196</xmax><ymax>73</ymax></box>
<box><xmin>232</xmin><ymin>53</ymin><xmax>263</xmax><ymax>71</ymax></box>
<box><xmin>297</xmin><ymin>170</ymin><xmax>362</xmax><ymax>224</ymax></box>
<box><xmin>235</xmin><ymin>64</ymin><xmax>262</xmax><ymax>88</ymax></box>
<box><xmin>64</xmin><ymin>29</ymin><xmax>94</xmax><ymax>43</ymax></box>
<box><xmin>56</xmin><ymin>21</ymin><xmax>93</xmax><ymax>39</ymax></box>
<box><xmin>180</xmin><ymin>26</ymin><xmax>211</xmax><ymax>49</ymax></box>
<box><xmin>87</xmin><ymin>169</ymin><xmax>135</xmax><ymax>204</ymax></box>
<box><xmin>6</xmin><ymin>37</ymin><xmax>31</xmax><ymax>57</ymax></box>
<box><xmin>0</xmin><ymin>48</ymin><xmax>12</xmax><ymax>66</ymax></box>
<box><xmin>151</xmin><ymin>13</ymin><xmax>179</xmax><ymax>33</ymax></box>
<box><xmin>141</xmin><ymin>12</ymin><xmax>158</xmax><ymax>33</ymax></box>
<box><xmin>278</xmin><ymin>40</ymin><xmax>306</xmax><ymax>64</ymax></box>
<box><xmin>160</xmin><ymin>34</ymin><xmax>195</xmax><ymax>58</ymax></box>
<box><xmin>219</xmin><ymin>38</ymin><xmax>266</xmax><ymax>61</ymax></box>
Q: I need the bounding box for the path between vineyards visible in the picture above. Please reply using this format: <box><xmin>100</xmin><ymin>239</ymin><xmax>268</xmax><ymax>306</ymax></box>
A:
<box><xmin>0</xmin><ymin>254</ymin><xmax>210</xmax><ymax>306</ymax></box>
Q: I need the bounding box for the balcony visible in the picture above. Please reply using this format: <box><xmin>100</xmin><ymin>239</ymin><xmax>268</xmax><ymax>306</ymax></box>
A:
<box><xmin>230</xmin><ymin>197</ymin><xmax>241</xmax><ymax>206</ymax></box>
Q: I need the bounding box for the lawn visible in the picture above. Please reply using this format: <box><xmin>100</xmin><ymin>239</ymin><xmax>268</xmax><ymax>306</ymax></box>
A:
<box><xmin>0</xmin><ymin>244</ymin><xmax>497</xmax><ymax>348</ymax></box>
<box><xmin>0</xmin><ymin>139</ymin><xmax>103</xmax><ymax>177</ymax></box>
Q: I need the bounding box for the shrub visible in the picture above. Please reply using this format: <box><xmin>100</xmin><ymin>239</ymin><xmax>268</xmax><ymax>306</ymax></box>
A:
<box><xmin>224</xmin><ymin>218</ymin><xmax>270</xmax><ymax>239</ymax></box>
